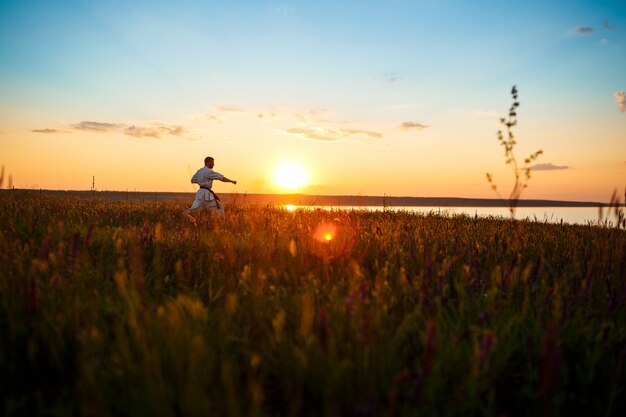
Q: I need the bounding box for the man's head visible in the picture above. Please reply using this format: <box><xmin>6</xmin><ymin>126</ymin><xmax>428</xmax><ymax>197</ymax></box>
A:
<box><xmin>204</xmin><ymin>156</ymin><xmax>214</xmax><ymax>168</ymax></box>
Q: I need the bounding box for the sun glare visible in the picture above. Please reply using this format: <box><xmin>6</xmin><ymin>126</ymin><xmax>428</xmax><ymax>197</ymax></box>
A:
<box><xmin>272</xmin><ymin>163</ymin><xmax>309</xmax><ymax>191</ymax></box>
<box><xmin>314</xmin><ymin>222</ymin><xmax>337</xmax><ymax>244</ymax></box>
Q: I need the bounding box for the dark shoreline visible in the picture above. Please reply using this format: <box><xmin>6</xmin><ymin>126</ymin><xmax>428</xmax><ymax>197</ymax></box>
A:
<box><xmin>2</xmin><ymin>189</ymin><xmax>621</xmax><ymax>207</ymax></box>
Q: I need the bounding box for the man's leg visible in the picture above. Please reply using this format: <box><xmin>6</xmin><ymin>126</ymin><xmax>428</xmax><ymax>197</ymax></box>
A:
<box><xmin>184</xmin><ymin>198</ymin><xmax>203</xmax><ymax>215</ymax></box>
<box><xmin>207</xmin><ymin>200</ymin><xmax>224</xmax><ymax>214</ymax></box>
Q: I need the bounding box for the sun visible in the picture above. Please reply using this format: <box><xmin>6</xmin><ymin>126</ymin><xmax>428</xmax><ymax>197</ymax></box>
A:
<box><xmin>272</xmin><ymin>162</ymin><xmax>309</xmax><ymax>191</ymax></box>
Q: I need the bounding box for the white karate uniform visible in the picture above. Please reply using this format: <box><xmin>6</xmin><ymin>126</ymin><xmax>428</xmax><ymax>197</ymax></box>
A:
<box><xmin>185</xmin><ymin>166</ymin><xmax>225</xmax><ymax>213</ymax></box>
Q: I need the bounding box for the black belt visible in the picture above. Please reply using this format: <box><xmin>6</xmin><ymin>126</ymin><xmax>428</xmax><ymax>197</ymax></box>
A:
<box><xmin>200</xmin><ymin>186</ymin><xmax>221</xmax><ymax>203</ymax></box>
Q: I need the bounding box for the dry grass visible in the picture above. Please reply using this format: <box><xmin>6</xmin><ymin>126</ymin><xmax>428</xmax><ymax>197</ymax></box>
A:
<box><xmin>1</xmin><ymin>193</ymin><xmax>625</xmax><ymax>416</ymax></box>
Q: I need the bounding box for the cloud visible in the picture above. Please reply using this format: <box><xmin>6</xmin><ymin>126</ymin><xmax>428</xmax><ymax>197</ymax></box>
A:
<box><xmin>342</xmin><ymin>129</ymin><xmax>382</xmax><ymax>139</ymax></box>
<box><xmin>200</xmin><ymin>104</ymin><xmax>348</xmax><ymax>129</ymax></box>
<box><xmin>293</xmin><ymin>109</ymin><xmax>341</xmax><ymax>124</ymax></box>
<box><xmin>72</xmin><ymin>120</ymin><xmax>187</xmax><ymax>138</ymax></box>
<box><xmin>202</xmin><ymin>114</ymin><xmax>223</xmax><ymax>123</ymax></box>
<box><xmin>72</xmin><ymin>121</ymin><xmax>123</xmax><ymax>132</ymax></box>
<box><xmin>573</xmin><ymin>26</ymin><xmax>593</xmax><ymax>34</ymax></box>
<box><xmin>614</xmin><ymin>91</ymin><xmax>626</xmax><ymax>112</ymax></box>
<box><xmin>530</xmin><ymin>163</ymin><xmax>570</xmax><ymax>171</ymax></box>
<box><xmin>400</xmin><ymin>122</ymin><xmax>429</xmax><ymax>130</ymax></box>
<box><xmin>255</xmin><ymin>111</ymin><xmax>280</xmax><ymax>121</ymax></box>
<box><xmin>205</xmin><ymin>104</ymin><xmax>364</xmax><ymax>127</ymax></box>
<box><xmin>282</xmin><ymin>127</ymin><xmax>382</xmax><ymax>142</ymax></box>
<box><xmin>283</xmin><ymin>128</ymin><xmax>337</xmax><ymax>141</ymax></box>
<box><xmin>123</xmin><ymin>124</ymin><xmax>186</xmax><ymax>138</ymax></box>
<box><xmin>202</xmin><ymin>105</ymin><xmax>283</xmax><ymax>124</ymax></box>
<box><xmin>379</xmin><ymin>72</ymin><xmax>402</xmax><ymax>83</ymax></box>
<box><xmin>31</xmin><ymin>128</ymin><xmax>67</xmax><ymax>134</ymax></box>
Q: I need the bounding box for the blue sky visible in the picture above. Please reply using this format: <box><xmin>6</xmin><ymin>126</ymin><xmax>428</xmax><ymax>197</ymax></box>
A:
<box><xmin>1</xmin><ymin>0</ymin><xmax>624</xmax><ymax>200</ymax></box>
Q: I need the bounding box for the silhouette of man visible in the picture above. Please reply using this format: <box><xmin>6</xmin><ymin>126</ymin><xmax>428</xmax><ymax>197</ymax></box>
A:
<box><xmin>185</xmin><ymin>156</ymin><xmax>237</xmax><ymax>214</ymax></box>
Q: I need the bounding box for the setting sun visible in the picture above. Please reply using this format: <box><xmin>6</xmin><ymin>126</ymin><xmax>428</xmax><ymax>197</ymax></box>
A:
<box><xmin>272</xmin><ymin>163</ymin><xmax>309</xmax><ymax>191</ymax></box>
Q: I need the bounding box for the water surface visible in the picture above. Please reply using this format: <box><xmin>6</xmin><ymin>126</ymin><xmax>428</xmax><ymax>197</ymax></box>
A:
<box><xmin>283</xmin><ymin>205</ymin><xmax>617</xmax><ymax>226</ymax></box>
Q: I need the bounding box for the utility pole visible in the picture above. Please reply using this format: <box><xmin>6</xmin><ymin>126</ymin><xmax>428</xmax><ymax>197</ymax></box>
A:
<box><xmin>91</xmin><ymin>175</ymin><xmax>95</xmax><ymax>198</ymax></box>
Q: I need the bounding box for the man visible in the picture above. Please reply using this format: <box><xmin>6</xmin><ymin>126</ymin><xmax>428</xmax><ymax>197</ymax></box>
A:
<box><xmin>185</xmin><ymin>156</ymin><xmax>237</xmax><ymax>214</ymax></box>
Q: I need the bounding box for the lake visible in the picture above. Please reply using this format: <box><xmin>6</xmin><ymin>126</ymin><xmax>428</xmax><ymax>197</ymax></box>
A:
<box><xmin>283</xmin><ymin>205</ymin><xmax>620</xmax><ymax>226</ymax></box>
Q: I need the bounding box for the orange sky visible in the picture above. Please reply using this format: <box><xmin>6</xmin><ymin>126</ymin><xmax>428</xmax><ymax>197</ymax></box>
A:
<box><xmin>1</xmin><ymin>1</ymin><xmax>625</xmax><ymax>202</ymax></box>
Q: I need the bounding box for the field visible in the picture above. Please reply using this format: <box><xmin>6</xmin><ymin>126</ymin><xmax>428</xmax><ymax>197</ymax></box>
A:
<box><xmin>1</xmin><ymin>193</ymin><xmax>625</xmax><ymax>416</ymax></box>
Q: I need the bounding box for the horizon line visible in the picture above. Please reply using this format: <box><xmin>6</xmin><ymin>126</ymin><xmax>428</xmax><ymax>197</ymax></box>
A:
<box><xmin>2</xmin><ymin>188</ymin><xmax>621</xmax><ymax>207</ymax></box>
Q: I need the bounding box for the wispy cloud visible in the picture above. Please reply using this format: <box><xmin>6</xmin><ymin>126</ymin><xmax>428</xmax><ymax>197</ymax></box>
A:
<box><xmin>282</xmin><ymin>128</ymin><xmax>337</xmax><ymax>141</ymax></box>
<box><xmin>400</xmin><ymin>122</ymin><xmax>429</xmax><ymax>131</ymax></box>
<box><xmin>342</xmin><ymin>129</ymin><xmax>382</xmax><ymax>138</ymax></box>
<box><xmin>293</xmin><ymin>109</ymin><xmax>341</xmax><ymax>124</ymax></box>
<box><xmin>72</xmin><ymin>121</ymin><xmax>187</xmax><ymax>138</ymax></box>
<box><xmin>123</xmin><ymin>124</ymin><xmax>186</xmax><ymax>138</ymax></box>
<box><xmin>202</xmin><ymin>105</ymin><xmax>282</xmax><ymax>123</ymax></box>
<box><xmin>378</xmin><ymin>72</ymin><xmax>402</xmax><ymax>83</ymax></box>
<box><xmin>202</xmin><ymin>114</ymin><xmax>223</xmax><ymax>123</ymax></box>
<box><xmin>530</xmin><ymin>163</ymin><xmax>570</xmax><ymax>171</ymax></box>
<box><xmin>72</xmin><ymin>121</ymin><xmax>123</xmax><ymax>132</ymax></box>
<box><xmin>614</xmin><ymin>91</ymin><xmax>626</xmax><ymax>112</ymax></box>
<box><xmin>573</xmin><ymin>26</ymin><xmax>593</xmax><ymax>34</ymax></box>
<box><xmin>31</xmin><ymin>128</ymin><xmax>68</xmax><ymax>134</ymax></box>
<box><xmin>202</xmin><ymin>103</ymin><xmax>402</xmax><ymax>142</ymax></box>
<box><xmin>281</xmin><ymin>127</ymin><xmax>382</xmax><ymax>142</ymax></box>
<box><xmin>255</xmin><ymin>111</ymin><xmax>280</xmax><ymax>121</ymax></box>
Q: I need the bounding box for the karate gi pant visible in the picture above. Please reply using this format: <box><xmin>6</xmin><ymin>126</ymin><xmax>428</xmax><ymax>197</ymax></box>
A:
<box><xmin>184</xmin><ymin>197</ymin><xmax>224</xmax><ymax>214</ymax></box>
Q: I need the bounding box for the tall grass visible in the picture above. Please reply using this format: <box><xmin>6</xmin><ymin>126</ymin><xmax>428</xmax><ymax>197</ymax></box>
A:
<box><xmin>0</xmin><ymin>165</ymin><xmax>13</xmax><ymax>190</ymax></box>
<box><xmin>1</xmin><ymin>193</ymin><xmax>625</xmax><ymax>416</ymax></box>
<box><xmin>598</xmin><ymin>188</ymin><xmax>626</xmax><ymax>229</ymax></box>
<box><xmin>487</xmin><ymin>86</ymin><xmax>543</xmax><ymax>219</ymax></box>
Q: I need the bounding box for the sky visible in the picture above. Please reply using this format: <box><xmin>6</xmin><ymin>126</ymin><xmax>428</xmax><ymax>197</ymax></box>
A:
<box><xmin>1</xmin><ymin>0</ymin><xmax>624</xmax><ymax>202</ymax></box>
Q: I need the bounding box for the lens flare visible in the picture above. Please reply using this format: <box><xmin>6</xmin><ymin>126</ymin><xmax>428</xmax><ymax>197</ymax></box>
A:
<box><xmin>314</xmin><ymin>222</ymin><xmax>337</xmax><ymax>243</ymax></box>
<box><xmin>310</xmin><ymin>221</ymin><xmax>355</xmax><ymax>258</ymax></box>
<box><xmin>285</xmin><ymin>204</ymin><xmax>297</xmax><ymax>212</ymax></box>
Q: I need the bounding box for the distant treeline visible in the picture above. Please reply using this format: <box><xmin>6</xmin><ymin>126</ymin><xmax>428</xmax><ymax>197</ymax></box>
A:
<box><xmin>2</xmin><ymin>189</ymin><xmax>619</xmax><ymax>207</ymax></box>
